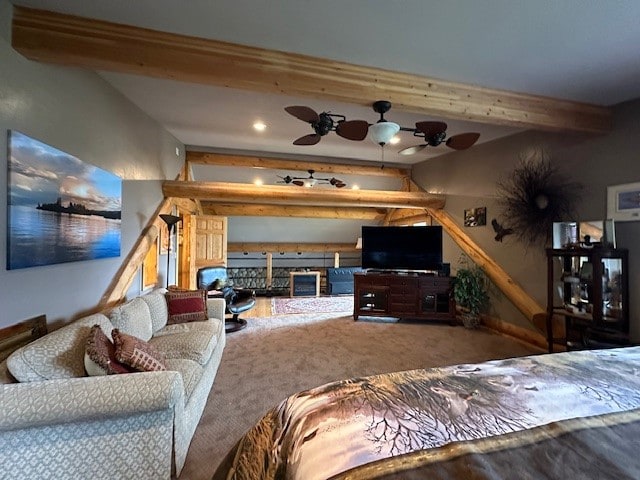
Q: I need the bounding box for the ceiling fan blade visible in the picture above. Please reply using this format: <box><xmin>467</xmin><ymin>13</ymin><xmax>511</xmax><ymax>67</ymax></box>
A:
<box><xmin>398</xmin><ymin>144</ymin><xmax>427</xmax><ymax>156</ymax></box>
<box><xmin>292</xmin><ymin>180</ymin><xmax>305</xmax><ymax>187</ymax></box>
<box><xmin>293</xmin><ymin>133</ymin><xmax>321</xmax><ymax>146</ymax></box>
<box><xmin>446</xmin><ymin>132</ymin><xmax>480</xmax><ymax>150</ymax></box>
<box><xmin>415</xmin><ymin>121</ymin><xmax>448</xmax><ymax>138</ymax></box>
<box><xmin>334</xmin><ymin>182</ymin><xmax>347</xmax><ymax>188</ymax></box>
<box><xmin>285</xmin><ymin>106</ymin><xmax>319</xmax><ymax>123</ymax></box>
<box><xmin>335</xmin><ymin>120</ymin><xmax>369</xmax><ymax>141</ymax></box>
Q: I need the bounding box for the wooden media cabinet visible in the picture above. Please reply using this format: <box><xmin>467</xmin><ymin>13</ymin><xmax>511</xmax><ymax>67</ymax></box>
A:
<box><xmin>353</xmin><ymin>272</ymin><xmax>456</xmax><ymax>324</ymax></box>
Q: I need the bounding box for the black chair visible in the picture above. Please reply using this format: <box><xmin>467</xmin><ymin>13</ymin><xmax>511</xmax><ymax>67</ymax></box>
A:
<box><xmin>196</xmin><ymin>266</ymin><xmax>256</xmax><ymax>333</ymax></box>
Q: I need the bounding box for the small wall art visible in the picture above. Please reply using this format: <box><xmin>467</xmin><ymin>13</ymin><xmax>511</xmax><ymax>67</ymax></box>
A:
<box><xmin>7</xmin><ymin>130</ymin><xmax>122</xmax><ymax>270</ymax></box>
<box><xmin>607</xmin><ymin>182</ymin><xmax>640</xmax><ymax>221</ymax></box>
<box><xmin>464</xmin><ymin>207</ymin><xmax>487</xmax><ymax>227</ymax></box>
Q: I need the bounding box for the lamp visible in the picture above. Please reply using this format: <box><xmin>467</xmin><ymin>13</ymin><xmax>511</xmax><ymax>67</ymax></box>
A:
<box><xmin>160</xmin><ymin>214</ymin><xmax>182</xmax><ymax>288</ymax></box>
<box><xmin>368</xmin><ymin>121</ymin><xmax>400</xmax><ymax>147</ymax></box>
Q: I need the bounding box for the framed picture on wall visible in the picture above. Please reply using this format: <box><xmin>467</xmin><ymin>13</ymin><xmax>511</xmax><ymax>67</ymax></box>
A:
<box><xmin>607</xmin><ymin>182</ymin><xmax>640</xmax><ymax>221</ymax></box>
<box><xmin>463</xmin><ymin>207</ymin><xmax>487</xmax><ymax>227</ymax></box>
<box><xmin>7</xmin><ymin>130</ymin><xmax>122</xmax><ymax>270</ymax></box>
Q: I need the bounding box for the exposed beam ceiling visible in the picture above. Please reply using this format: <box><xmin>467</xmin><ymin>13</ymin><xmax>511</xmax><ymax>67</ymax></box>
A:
<box><xmin>12</xmin><ymin>6</ymin><xmax>611</xmax><ymax>134</ymax></box>
<box><xmin>187</xmin><ymin>152</ymin><xmax>409</xmax><ymax>178</ymax></box>
<box><xmin>201</xmin><ymin>203</ymin><xmax>386</xmax><ymax>221</ymax></box>
<box><xmin>163</xmin><ymin>181</ymin><xmax>445</xmax><ymax>210</ymax></box>
<box><xmin>228</xmin><ymin>243</ymin><xmax>356</xmax><ymax>253</ymax></box>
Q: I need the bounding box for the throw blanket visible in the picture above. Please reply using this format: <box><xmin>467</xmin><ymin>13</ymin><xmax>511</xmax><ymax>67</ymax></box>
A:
<box><xmin>220</xmin><ymin>347</ymin><xmax>640</xmax><ymax>479</ymax></box>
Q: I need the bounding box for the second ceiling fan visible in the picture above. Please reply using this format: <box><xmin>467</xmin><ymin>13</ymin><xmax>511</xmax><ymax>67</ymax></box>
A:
<box><xmin>285</xmin><ymin>100</ymin><xmax>480</xmax><ymax>154</ymax></box>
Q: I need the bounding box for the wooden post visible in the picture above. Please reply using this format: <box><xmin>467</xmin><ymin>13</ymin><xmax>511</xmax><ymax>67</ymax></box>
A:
<box><xmin>266</xmin><ymin>253</ymin><xmax>273</xmax><ymax>292</ymax></box>
<box><xmin>334</xmin><ymin>252</ymin><xmax>340</xmax><ymax>268</ymax></box>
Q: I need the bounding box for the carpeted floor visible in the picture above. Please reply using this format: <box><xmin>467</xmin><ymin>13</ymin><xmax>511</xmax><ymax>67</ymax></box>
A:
<box><xmin>271</xmin><ymin>295</ymin><xmax>354</xmax><ymax>315</ymax></box>
<box><xmin>178</xmin><ymin>312</ymin><xmax>540</xmax><ymax>480</ymax></box>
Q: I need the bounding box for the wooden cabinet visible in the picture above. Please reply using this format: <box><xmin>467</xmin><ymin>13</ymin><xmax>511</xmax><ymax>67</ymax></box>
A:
<box><xmin>354</xmin><ymin>272</ymin><xmax>455</xmax><ymax>324</ymax></box>
<box><xmin>546</xmin><ymin>248</ymin><xmax>629</xmax><ymax>352</ymax></box>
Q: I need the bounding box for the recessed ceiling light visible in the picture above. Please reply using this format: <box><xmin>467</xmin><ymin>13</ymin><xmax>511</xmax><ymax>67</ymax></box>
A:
<box><xmin>254</xmin><ymin>178</ymin><xmax>264</xmax><ymax>186</ymax></box>
<box><xmin>253</xmin><ymin>121</ymin><xmax>267</xmax><ymax>132</ymax></box>
<box><xmin>351</xmin><ymin>184</ymin><xmax>360</xmax><ymax>190</ymax></box>
<box><xmin>389</xmin><ymin>135</ymin><xmax>400</xmax><ymax>145</ymax></box>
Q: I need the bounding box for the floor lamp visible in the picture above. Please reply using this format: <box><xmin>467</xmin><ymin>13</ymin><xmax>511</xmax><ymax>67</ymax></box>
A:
<box><xmin>160</xmin><ymin>214</ymin><xmax>182</xmax><ymax>288</ymax></box>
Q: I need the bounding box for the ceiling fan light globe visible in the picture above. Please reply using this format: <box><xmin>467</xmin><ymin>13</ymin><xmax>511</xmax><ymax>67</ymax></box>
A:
<box><xmin>368</xmin><ymin>121</ymin><xmax>400</xmax><ymax>146</ymax></box>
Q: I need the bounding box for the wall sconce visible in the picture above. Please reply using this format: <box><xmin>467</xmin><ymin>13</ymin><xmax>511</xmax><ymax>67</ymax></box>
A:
<box><xmin>355</xmin><ymin>237</ymin><xmax>363</xmax><ymax>250</ymax></box>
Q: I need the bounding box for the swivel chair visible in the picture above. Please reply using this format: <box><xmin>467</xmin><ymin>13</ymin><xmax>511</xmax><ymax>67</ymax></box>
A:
<box><xmin>196</xmin><ymin>266</ymin><xmax>256</xmax><ymax>333</ymax></box>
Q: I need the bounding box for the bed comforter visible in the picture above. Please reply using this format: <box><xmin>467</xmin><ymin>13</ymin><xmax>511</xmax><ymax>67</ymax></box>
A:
<box><xmin>217</xmin><ymin>347</ymin><xmax>640</xmax><ymax>479</ymax></box>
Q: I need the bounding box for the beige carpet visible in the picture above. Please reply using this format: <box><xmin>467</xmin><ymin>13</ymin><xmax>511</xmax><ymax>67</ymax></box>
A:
<box><xmin>178</xmin><ymin>313</ymin><xmax>540</xmax><ymax>479</ymax></box>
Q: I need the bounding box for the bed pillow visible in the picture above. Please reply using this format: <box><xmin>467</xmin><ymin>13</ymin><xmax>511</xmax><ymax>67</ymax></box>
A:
<box><xmin>84</xmin><ymin>324</ymin><xmax>133</xmax><ymax>376</ymax></box>
<box><xmin>165</xmin><ymin>288</ymin><xmax>208</xmax><ymax>324</ymax></box>
<box><xmin>112</xmin><ymin>329</ymin><xmax>167</xmax><ymax>372</ymax></box>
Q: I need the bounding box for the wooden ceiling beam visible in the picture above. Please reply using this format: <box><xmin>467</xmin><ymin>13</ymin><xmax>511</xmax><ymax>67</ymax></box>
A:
<box><xmin>162</xmin><ymin>181</ymin><xmax>446</xmax><ymax>209</ymax></box>
<box><xmin>187</xmin><ymin>152</ymin><xmax>409</xmax><ymax>178</ymax></box>
<box><xmin>200</xmin><ymin>202</ymin><xmax>386</xmax><ymax>220</ymax></box>
<box><xmin>12</xmin><ymin>6</ymin><xmax>611</xmax><ymax>134</ymax></box>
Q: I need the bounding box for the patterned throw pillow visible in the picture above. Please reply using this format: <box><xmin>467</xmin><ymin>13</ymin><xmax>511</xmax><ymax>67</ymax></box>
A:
<box><xmin>165</xmin><ymin>288</ymin><xmax>208</xmax><ymax>324</ymax></box>
<box><xmin>84</xmin><ymin>324</ymin><xmax>133</xmax><ymax>376</ymax></box>
<box><xmin>112</xmin><ymin>329</ymin><xmax>167</xmax><ymax>372</ymax></box>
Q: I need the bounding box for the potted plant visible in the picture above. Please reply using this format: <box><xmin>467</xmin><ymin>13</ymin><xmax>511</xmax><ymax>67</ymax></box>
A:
<box><xmin>453</xmin><ymin>266</ymin><xmax>489</xmax><ymax>328</ymax></box>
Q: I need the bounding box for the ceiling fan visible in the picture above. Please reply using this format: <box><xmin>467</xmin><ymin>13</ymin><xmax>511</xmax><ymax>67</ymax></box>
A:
<box><xmin>285</xmin><ymin>101</ymin><xmax>480</xmax><ymax>154</ymax></box>
<box><xmin>276</xmin><ymin>169</ymin><xmax>346</xmax><ymax>188</ymax></box>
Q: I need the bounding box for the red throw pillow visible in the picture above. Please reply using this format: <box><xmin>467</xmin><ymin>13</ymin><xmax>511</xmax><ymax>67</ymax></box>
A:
<box><xmin>85</xmin><ymin>324</ymin><xmax>133</xmax><ymax>375</ymax></box>
<box><xmin>112</xmin><ymin>329</ymin><xmax>167</xmax><ymax>372</ymax></box>
<box><xmin>165</xmin><ymin>288</ymin><xmax>208</xmax><ymax>324</ymax></box>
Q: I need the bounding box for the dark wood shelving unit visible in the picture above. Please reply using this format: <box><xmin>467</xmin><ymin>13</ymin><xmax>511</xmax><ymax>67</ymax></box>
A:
<box><xmin>546</xmin><ymin>247</ymin><xmax>629</xmax><ymax>353</ymax></box>
<box><xmin>354</xmin><ymin>272</ymin><xmax>455</xmax><ymax>324</ymax></box>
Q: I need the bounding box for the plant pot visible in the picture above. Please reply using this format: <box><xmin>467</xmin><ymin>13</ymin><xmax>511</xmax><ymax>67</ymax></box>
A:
<box><xmin>461</xmin><ymin>312</ymin><xmax>480</xmax><ymax>329</ymax></box>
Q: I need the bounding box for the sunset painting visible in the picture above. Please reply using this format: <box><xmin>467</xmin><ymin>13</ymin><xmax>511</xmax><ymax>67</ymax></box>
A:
<box><xmin>7</xmin><ymin>130</ymin><xmax>122</xmax><ymax>270</ymax></box>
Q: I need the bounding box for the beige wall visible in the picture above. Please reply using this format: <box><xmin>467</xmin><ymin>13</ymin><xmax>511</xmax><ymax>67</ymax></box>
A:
<box><xmin>413</xmin><ymin>99</ymin><xmax>640</xmax><ymax>340</ymax></box>
<box><xmin>0</xmin><ymin>0</ymin><xmax>183</xmax><ymax>327</ymax></box>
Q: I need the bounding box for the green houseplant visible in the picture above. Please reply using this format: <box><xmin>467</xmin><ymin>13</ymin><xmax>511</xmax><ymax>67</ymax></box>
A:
<box><xmin>453</xmin><ymin>266</ymin><xmax>489</xmax><ymax>328</ymax></box>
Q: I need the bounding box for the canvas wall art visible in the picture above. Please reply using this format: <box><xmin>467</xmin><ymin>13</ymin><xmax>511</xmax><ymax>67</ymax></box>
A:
<box><xmin>7</xmin><ymin>130</ymin><xmax>122</xmax><ymax>270</ymax></box>
<box><xmin>607</xmin><ymin>182</ymin><xmax>640</xmax><ymax>221</ymax></box>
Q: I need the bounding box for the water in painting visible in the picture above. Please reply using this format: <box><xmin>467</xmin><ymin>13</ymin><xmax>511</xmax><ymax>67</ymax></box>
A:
<box><xmin>7</xmin><ymin>131</ymin><xmax>122</xmax><ymax>270</ymax></box>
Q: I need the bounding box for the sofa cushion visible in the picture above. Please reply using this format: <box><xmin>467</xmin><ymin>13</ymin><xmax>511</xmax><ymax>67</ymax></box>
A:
<box><xmin>109</xmin><ymin>297</ymin><xmax>153</xmax><ymax>341</ymax></box>
<box><xmin>112</xmin><ymin>329</ymin><xmax>167</xmax><ymax>372</ymax></box>
<box><xmin>7</xmin><ymin>314</ymin><xmax>114</xmax><ymax>382</ymax></box>
<box><xmin>140</xmin><ymin>290</ymin><xmax>169</xmax><ymax>333</ymax></box>
<box><xmin>149</xmin><ymin>319</ymin><xmax>221</xmax><ymax>366</ymax></box>
<box><xmin>165</xmin><ymin>289</ymin><xmax>208</xmax><ymax>324</ymax></box>
<box><xmin>84</xmin><ymin>324</ymin><xmax>133</xmax><ymax>376</ymax></box>
<box><xmin>165</xmin><ymin>358</ymin><xmax>203</xmax><ymax>402</ymax></box>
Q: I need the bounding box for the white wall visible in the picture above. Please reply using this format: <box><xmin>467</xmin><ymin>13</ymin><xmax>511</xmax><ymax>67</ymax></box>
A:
<box><xmin>0</xmin><ymin>0</ymin><xmax>183</xmax><ymax>327</ymax></box>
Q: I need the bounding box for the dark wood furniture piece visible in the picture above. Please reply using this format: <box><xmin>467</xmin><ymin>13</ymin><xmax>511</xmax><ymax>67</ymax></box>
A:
<box><xmin>353</xmin><ymin>272</ymin><xmax>455</xmax><ymax>324</ymax></box>
<box><xmin>0</xmin><ymin>314</ymin><xmax>47</xmax><ymax>363</ymax></box>
<box><xmin>546</xmin><ymin>247</ymin><xmax>629</xmax><ymax>353</ymax></box>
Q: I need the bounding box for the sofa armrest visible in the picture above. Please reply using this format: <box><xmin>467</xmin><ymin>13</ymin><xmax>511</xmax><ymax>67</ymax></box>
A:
<box><xmin>206</xmin><ymin>297</ymin><xmax>226</xmax><ymax>321</ymax></box>
<box><xmin>0</xmin><ymin>371</ymin><xmax>184</xmax><ymax>431</ymax></box>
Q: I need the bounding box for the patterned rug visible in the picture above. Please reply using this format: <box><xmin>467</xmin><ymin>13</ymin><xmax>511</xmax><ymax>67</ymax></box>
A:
<box><xmin>271</xmin><ymin>295</ymin><xmax>354</xmax><ymax>315</ymax></box>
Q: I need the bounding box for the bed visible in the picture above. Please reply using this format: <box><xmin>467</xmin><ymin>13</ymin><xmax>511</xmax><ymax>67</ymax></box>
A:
<box><xmin>214</xmin><ymin>347</ymin><xmax>640</xmax><ymax>479</ymax></box>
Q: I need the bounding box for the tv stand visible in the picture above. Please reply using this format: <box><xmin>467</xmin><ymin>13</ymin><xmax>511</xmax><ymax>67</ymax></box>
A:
<box><xmin>353</xmin><ymin>272</ymin><xmax>456</xmax><ymax>324</ymax></box>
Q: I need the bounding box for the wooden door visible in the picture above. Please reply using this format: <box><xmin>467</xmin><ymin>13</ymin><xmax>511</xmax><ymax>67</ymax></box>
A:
<box><xmin>186</xmin><ymin>214</ymin><xmax>227</xmax><ymax>289</ymax></box>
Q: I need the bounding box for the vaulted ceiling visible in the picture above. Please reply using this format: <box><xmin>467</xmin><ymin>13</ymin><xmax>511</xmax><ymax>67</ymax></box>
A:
<box><xmin>10</xmin><ymin>1</ymin><xmax>640</xmax><ymax>170</ymax></box>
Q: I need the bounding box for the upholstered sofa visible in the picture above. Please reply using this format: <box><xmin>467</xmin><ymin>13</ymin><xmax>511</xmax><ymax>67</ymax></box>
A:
<box><xmin>0</xmin><ymin>289</ymin><xmax>226</xmax><ymax>480</ymax></box>
<box><xmin>326</xmin><ymin>267</ymin><xmax>364</xmax><ymax>295</ymax></box>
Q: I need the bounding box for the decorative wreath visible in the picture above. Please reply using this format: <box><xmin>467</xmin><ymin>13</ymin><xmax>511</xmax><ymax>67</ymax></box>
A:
<box><xmin>496</xmin><ymin>155</ymin><xmax>581</xmax><ymax>246</ymax></box>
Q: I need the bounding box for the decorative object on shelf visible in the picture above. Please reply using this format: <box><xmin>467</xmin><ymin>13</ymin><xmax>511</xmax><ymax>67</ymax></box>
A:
<box><xmin>276</xmin><ymin>169</ymin><xmax>346</xmax><ymax>188</ymax></box>
<box><xmin>159</xmin><ymin>214</ymin><xmax>182</xmax><ymax>288</ymax></box>
<box><xmin>491</xmin><ymin>218</ymin><xmax>514</xmax><ymax>242</ymax></box>
<box><xmin>607</xmin><ymin>182</ymin><xmax>640</xmax><ymax>221</ymax></box>
<box><xmin>453</xmin><ymin>266</ymin><xmax>489</xmax><ymax>328</ymax></box>
<box><xmin>7</xmin><ymin>130</ymin><xmax>122</xmax><ymax>270</ymax></box>
<box><xmin>552</xmin><ymin>221</ymin><xmax>578</xmax><ymax>248</ymax></box>
<box><xmin>464</xmin><ymin>207</ymin><xmax>487</xmax><ymax>227</ymax></box>
<box><xmin>496</xmin><ymin>154</ymin><xmax>581</xmax><ymax>246</ymax></box>
<box><xmin>285</xmin><ymin>100</ymin><xmax>479</xmax><ymax>154</ymax></box>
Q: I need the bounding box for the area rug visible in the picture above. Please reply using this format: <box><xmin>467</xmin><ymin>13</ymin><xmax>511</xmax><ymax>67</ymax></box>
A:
<box><xmin>271</xmin><ymin>295</ymin><xmax>354</xmax><ymax>315</ymax></box>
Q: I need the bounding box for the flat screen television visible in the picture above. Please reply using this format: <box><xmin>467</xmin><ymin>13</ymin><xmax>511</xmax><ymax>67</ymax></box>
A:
<box><xmin>361</xmin><ymin>226</ymin><xmax>443</xmax><ymax>271</ymax></box>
